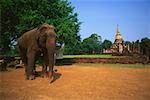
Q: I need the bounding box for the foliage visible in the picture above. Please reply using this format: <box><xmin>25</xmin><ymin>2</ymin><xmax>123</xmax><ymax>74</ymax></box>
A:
<box><xmin>125</xmin><ymin>41</ymin><xmax>132</xmax><ymax>45</ymax></box>
<box><xmin>140</xmin><ymin>37</ymin><xmax>150</xmax><ymax>55</ymax></box>
<box><xmin>1</xmin><ymin>0</ymin><xmax>148</xmax><ymax>55</ymax></box>
<box><xmin>81</xmin><ymin>34</ymin><xmax>102</xmax><ymax>54</ymax></box>
<box><xmin>134</xmin><ymin>40</ymin><xmax>140</xmax><ymax>48</ymax></box>
<box><xmin>0</xmin><ymin>0</ymin><xmax>81</xmax><ymax>55</ymax></box>
<box><xmin>102</xmin><ymin>39</ymin><xmax>112</xmax><ymax>50</ymax></box>
<box><xmin>140</xmin><ymin>37</ymin><xmax>150</xmax><ymax>47</ymax></box>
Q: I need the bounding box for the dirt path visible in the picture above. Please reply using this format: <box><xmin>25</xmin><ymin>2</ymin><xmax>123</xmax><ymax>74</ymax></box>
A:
<box><xmin>0</xmin><ymin>65</ymin><xmax>150</xmax><ymax>100</ymax></box>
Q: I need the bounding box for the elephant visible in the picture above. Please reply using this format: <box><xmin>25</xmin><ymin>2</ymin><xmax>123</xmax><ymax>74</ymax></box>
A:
<box><xmin>17</xmin><ymin>23</ymin><xmax>57</xmax><ymax>81</ymax></box>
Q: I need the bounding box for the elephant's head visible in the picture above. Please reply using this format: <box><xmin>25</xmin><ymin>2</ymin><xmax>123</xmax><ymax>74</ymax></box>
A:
<box><xmin>36</xmin><ymin>23</ymin><xmax>57</xmax><ymax>67</ymax></box>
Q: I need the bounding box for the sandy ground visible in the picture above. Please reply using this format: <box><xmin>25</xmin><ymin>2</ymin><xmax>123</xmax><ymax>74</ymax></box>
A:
<box><xmin>0</xmin><ymin>65</ymin><xmax>150</xmax><ymax>100</ymax></box>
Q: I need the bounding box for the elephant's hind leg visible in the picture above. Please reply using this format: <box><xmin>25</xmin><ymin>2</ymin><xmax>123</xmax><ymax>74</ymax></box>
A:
<box><xmin>26</xmin><ymin>52</ymin><xmax>36</xmax><ymax>80</ymax></box>
<box><xmin>18</xmin><ymin>46</ymin><xmax>27</xmax><ymax>66</ymax></box>
<box><xmin>18</xmin><ymin>46</ymin><xmax>28</xmax><ymax>79</ymax></box>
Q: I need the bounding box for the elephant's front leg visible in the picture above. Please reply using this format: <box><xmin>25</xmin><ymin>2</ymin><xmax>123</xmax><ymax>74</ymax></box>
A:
<box><xmin>42</xmin><ymin>52</ymin><xmax>55</xmax><ymax>81</ymax></box>
<box><xmin>41</xmin><ymin>64</ymin><xmax>47</xmax><ymax>78</ymax></box>
<box><xmin>26</xmin><ymin>52</ymin><xmax>36</xmax><ymax>80</ymax></box>
<box><xmin>41</xmin><ymin>52</ymin><xmax>48</xmax><ymax>78</ymax></box>
<box><xmin>47</xmin><ymin>66</ymin><xmax>54</xmax><ymax>82</ymax></box>
<box><xmin>47</xmin><ymin>53</ymin><xmax>55</xmax><ymax>82</ymax></box>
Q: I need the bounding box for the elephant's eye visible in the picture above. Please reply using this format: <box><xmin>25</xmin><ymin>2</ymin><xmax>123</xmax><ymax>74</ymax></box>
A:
<box><xmin>41</xmin><ymin>33</ymin><xmax>47</xmax><ymax>37</ymax></box>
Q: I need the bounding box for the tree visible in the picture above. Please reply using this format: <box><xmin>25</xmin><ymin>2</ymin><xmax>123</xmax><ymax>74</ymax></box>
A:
<box><xmin>140</xmin><ymin>37</ymin><xmax>150</xmax><ymax>56</ymax></box>
<box><xmin>81</xmin><ymin>33</ymin><xmax>102</xmax><ymax>54</ymax></box>
<box><xmin>0</xmin><ymin>0</ymin><xmax>19</xmax><ymax>53</ymax></box>
<box><xmin>102</xmin><ymin>39</ymin><xmax>112</xmax><ymax>50</ymax></box>
<box><xmin>0</xmin><ymin>0</ymin><xmax>81</xmax><ymax>55</ymax></box>
<box><xmin>125</xmin><ymin>41</ymin><xmax>132</xmax><ymax>45</ymax></box>
<box><xmin>134</xmin><ymin>40</ymin><xmax>140</xmax><ymax>48</ymax></box>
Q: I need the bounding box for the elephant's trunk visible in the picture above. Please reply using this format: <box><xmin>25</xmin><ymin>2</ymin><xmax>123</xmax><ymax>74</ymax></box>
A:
<box><xmin>46</xmin><ymin>37</ymin><xmax>56</xmax><ymax>80</ymax></box>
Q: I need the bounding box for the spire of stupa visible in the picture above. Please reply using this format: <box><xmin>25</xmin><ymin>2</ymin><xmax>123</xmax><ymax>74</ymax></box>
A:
<box><xmin>114</xmin><ymin>24</ymin><xmax>123</xmax><ymax>43</ymax></box>
<box><xmin>117</xmin><ymin>24</ymin><xmax>120</xmax><ymax>35</ymax></box>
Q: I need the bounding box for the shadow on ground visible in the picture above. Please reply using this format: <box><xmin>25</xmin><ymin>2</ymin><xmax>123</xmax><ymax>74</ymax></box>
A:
<box><xmin>35</xmin><ymin>71</ymin><xmax>62</xmax><ymax>83</ymax></box>
<box><xmin>50</xmin><ymin>72</ymin><xmax>62</xmax><ymax>83</ymax></box>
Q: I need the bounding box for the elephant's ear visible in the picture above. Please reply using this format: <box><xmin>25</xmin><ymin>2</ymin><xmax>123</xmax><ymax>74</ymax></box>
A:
<box><xmin>36</xmin><ymin>24</ymin><xmax>48</xmax><ymax>40</ymax></box>
<box><xmin>38</xmin><ymin>25</ymin><xmax>47</xmax><ymax>34</ymax></box>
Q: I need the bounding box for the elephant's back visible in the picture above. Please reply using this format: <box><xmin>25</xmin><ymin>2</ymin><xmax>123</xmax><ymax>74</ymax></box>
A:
<box><xmin>23</xmin><ymin>28</ymin><xmax>37</xmax><ymax>37</ymax></box>
<box><xmin>18</xmin><ymin>28</ymin><xmax>38</xmax><ymax>48</ymax></box>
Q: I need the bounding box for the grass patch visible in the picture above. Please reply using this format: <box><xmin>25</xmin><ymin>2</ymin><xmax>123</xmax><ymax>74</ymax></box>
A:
<box><xmin>63</xmin><ymin>54</ymin><xmax>117</xmax><ymax>58</ymax></box>
<box><xmin>77</xmin><ymin>63</ymin><xmax>150</xmax><ymax>68</ymax></box>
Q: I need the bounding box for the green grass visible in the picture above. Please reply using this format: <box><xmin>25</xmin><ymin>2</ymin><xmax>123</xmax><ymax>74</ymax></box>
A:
<box><xmin>77</xmin><ymin>63</ymin><xmax>150</xmax><ymax>68</ymax></box>
<box><xmin>63</xmin><ymin>54</ymin><xmax>116</xmax><ymax>58</ymax></box>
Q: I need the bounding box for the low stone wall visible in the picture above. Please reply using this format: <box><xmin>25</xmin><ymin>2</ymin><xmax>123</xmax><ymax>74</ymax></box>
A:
<box><xmin>56</xmin><ymin>57</ymin><xmax>146</xmax><ymax>65</ymax></box>
<box><xmin>0</xmin><ymin>55</ymin><xmax>148</xmax><ymax>69</ymax></box>
<box><xmin>0</xmin><ymin>56</ymin><xmax>16</xmax><ymax>63</ymax></box>
<box><xmin>0</xmin><ymin>56</ymin><xmax>21</xmax><ymax>69</ymax></box>
<box><xmin>0</xmin><ymin>60</ymin><xmax>7</xmax><ymax>71</ymax></box>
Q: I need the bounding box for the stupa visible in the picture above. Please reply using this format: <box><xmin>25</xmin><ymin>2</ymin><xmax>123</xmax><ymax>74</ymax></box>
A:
<box><xmin>112</xmin><ymin>24</ymin><xmax>124</xmax><ymax>53</ymax></box>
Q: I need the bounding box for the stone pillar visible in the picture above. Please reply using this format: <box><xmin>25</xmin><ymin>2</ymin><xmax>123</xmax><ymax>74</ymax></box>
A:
<box><xmin>146</xmin><ymin>47</ymin><xmax>150</xmax><ymax>60</ymax></box>
<box><xmin>138</xmin><ymin>43</ymin><xmax>140</xmax><ymax>54</ymax></box>
<box><xmin>148</xmin><ymin>48</ymin><xmax>150</xmax><ymax>60</ymax></box>
<box><xmin>127</xmin><ymin>44</ymin><xmax>130</xmax><ymax>53</ymax></box>
<box><xmin>119</xmin><ymin>44</ymin><xmax>123</xmax><ymax>53</ymax></box>
<box><xmin>132</xmin><ymin>42</ymin><xmax>135</xmax><ymax>53</ymax></box>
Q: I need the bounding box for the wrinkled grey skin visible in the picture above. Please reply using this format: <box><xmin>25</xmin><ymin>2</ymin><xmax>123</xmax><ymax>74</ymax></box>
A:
<box><xmin>17</xmin><ymin>24</ymin><xmax>56</xmax><ymax>80</ymax></box>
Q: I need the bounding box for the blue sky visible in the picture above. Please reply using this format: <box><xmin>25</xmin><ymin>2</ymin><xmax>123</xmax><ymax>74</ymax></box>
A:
<box><xmin>69</xmin><ymin>0</ymin><xmax>150</xmax><ymax>42</ymax></box>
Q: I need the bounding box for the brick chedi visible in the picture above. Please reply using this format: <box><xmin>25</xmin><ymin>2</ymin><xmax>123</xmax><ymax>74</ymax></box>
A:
<box><xmin>112</xmin><ymin>24</ymin><xmax>124</xmax><ymax>53</ymax></box>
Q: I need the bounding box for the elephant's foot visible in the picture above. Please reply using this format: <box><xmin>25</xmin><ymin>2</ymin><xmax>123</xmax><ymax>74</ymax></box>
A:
<box><xmin>41</xmin><ymin>73</ymin><xmax>48</xmax><ymax>78</ymax></box>
<box><xmin>33</xmin><ymin>70</ymin><xmax>36</xmax><ymax>75</ymax></box>
<box><xmin>47</xmin><ymin>72</ymin><xmax>54</xmax><ymax>83</ymax></box>
<box><xmin>49</xmin><ymin>76</ymin><xmax>54</xmax><ymax>83</ymax></box>
<box><xmin>26</xmin><ymin>75</ymin><xmax>35</xmax><ymax>80</ymax></box>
